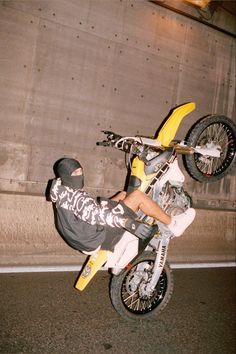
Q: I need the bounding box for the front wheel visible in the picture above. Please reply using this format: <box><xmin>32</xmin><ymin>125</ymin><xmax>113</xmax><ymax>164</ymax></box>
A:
<box><xmin>109</xmin><ymin>252</ymin><xmax>174</xmax><ymax>321</ymax></box>
<box><xmin>183</xmin><ymin>115</ymin><xmax>236</xmax><ymax>182</ymax></box>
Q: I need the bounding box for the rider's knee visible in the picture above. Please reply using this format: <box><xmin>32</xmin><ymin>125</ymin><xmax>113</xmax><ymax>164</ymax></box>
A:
<box><xmin>129</xmin><ymin>189</ymin><xmax>144</xmax><ymax>200</ymax></box>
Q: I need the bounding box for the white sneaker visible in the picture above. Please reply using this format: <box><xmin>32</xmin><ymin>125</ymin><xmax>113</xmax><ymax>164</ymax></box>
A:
<box><xmin>168</xmin><ymin>208</ymin><xmax>196</xmax><ymax>237</ymax></box>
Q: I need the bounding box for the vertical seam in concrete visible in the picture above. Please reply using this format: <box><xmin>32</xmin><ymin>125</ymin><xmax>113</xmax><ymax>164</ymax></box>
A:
<box><xmin>23</xmin><ymin>17</ymin><xmax>41</xmax><ymax>182</ymax></box>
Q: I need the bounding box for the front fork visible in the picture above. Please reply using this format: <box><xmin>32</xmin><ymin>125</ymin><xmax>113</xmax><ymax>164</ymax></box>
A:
<box><xmin>143</xmin><ymin>238</ymin><xmax>170</xmax><ymax>295</ymax></box>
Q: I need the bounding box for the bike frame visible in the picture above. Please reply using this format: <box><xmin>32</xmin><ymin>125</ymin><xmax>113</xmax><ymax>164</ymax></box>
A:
<box><xmin>75</xmin><ymin>102</ymin><xmax>197</xmax><ymax>291</ymax></box>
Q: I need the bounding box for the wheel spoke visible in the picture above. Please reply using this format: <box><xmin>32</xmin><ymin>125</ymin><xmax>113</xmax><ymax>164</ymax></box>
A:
<box><xmin>123</xmin><ymin>290</ymin><xmax>139</xmax><ymax>303</ymax></box>
<box><xmin>135</xmin><ymin>298</ymin><xmax>140</xmax><ymax>311</ymax></box>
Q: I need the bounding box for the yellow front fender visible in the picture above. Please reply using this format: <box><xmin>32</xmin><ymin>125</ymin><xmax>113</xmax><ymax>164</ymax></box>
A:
<box><xmin>157</xmin><ymin>102</ymin><xmax>196</xmax><ymax>147</ymax></box>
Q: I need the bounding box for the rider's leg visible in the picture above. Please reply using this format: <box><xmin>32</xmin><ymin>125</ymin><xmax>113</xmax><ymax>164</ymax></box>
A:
<box><xmin>111</xmin><ymin>191</ymin><xmax>127</xmax><ymax>202</ymax></box>
<box><xmin>122</xmin><ymin>189</ymin><xmax>196</xmax><ymax>237</ymax></box>
<box><xmin>122</xmin><ymin>190</ymin><xmax>171</xmax><ymax>225</ymax></box>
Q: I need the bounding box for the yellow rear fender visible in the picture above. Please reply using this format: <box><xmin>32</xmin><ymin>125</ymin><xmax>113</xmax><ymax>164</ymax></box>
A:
<box><xmin>75</xmin><ymin>250</ymin><xmax>108</xmax><ymax>291</ymax></box>
<box><xmin>157</xmin><ymin>102</ymin><xmax>196</xmax><ymax>147</ymax></box>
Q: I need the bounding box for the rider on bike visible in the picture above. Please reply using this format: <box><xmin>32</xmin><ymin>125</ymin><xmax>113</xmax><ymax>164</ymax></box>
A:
<box><xmin>50</xmin><ymin>158</ymin><xmax>196</xmax><ymax>254</ymax></box>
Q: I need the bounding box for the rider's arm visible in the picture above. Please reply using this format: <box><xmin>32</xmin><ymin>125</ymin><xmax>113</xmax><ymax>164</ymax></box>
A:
<box><xmin>73</xmin><ymin>191</ymin><xmax>128</xmax><ymax>228</ymax></box>
<box><xmin>50</xmin><ymin>179</ymin><xmax>61</xmax><ymax>202</ymax></box>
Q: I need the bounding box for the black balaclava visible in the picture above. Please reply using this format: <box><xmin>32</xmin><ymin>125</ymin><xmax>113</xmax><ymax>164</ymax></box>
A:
<box><xmin>56</xmin><ymin>158</ymin><xmax>84</xmax><ymax>189</ymax></box>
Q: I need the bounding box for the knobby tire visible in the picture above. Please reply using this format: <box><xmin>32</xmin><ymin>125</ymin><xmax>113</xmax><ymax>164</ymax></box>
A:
<box><xmin>109</xmin><ymin>252</ymin><xmax>174</xmax><ymax>322</ymax></box>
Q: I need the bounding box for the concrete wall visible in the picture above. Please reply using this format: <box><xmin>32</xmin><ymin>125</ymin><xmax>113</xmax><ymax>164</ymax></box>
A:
<box><xmin>0</xmin><ymin>193</ymin><xmax>235</xmax><ymax>267</ymax></box>
<box><xmin>0</xmin><ymin>0</ymin><xmax>235</xmax><ymax>266</ymax></box>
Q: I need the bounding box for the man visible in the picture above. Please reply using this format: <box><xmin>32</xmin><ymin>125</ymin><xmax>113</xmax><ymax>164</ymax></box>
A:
<box><xmin>50</xmin><ymin>158</ymin><xmax>196</xmax><ymax>254</ymax></box>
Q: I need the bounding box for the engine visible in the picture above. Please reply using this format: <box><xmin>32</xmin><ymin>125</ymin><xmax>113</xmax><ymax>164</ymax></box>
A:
<box><xmin>158</xmin><ymin>182</ymin><xmax>192</xmax><ymax>216</ymax></box>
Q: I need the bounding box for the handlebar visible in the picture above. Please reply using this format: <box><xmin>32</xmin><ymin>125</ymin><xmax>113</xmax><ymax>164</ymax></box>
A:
<box><xmin>96</xmin><ymin>131</ymin><xmax>123</xmax><ymax>147</ymax></box>
<box><xmin>96</xmin><ymin>141</ymin><xmax>111</xmax><ymax>147</ymax></box>
<box><xmin>96</xmin><ymin>131</ymin><xmax>164</xmax><ymax>161</ymax></box>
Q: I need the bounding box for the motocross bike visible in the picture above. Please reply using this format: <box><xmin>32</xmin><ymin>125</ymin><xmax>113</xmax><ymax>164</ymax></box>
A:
<box><xmin>75</xmin><ymin>102</ymin><xmax>236</xmax><ymax>321</ymax></box>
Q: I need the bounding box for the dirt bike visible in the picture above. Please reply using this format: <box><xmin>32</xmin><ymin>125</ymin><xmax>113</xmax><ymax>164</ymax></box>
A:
<box><xmin>74</xmin><ymin>102</ymin><xmax>236</xmax><ymax>321</ymax></box>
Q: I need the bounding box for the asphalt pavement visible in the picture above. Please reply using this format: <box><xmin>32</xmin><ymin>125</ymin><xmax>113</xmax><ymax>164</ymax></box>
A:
<box><xmin>0</xmin><ymin>268</ymin><xmax>235</xmax><ymax>354</ymax></box>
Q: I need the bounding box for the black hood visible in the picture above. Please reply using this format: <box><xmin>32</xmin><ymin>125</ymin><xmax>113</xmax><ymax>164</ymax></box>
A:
<box><xmin>55</xmin><ymin>158</ymin><xmax>84</xmax><ymax>189</ymax></box>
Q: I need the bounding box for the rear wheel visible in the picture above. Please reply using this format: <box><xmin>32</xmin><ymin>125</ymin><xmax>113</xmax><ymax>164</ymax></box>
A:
<box><xmin>183</xmin><ymin>115</ymin><xmax>236</xmax><ymax>182</ymax></box>
<box><xmin>110</xmin><ymin>252</ymin><xmax>173</xmax><ymax>321</ymax></box>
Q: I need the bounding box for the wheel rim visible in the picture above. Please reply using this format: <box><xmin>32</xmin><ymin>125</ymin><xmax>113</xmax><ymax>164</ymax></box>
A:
<box><xmin>194</xmin><ymin>122</ymin><xmax>236</xmax><ymax>177</ymax></box>
<box><xmin>121</xmin><ymin>260</ymin><xmax>168</xmax><ymax>315</ymax></box>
